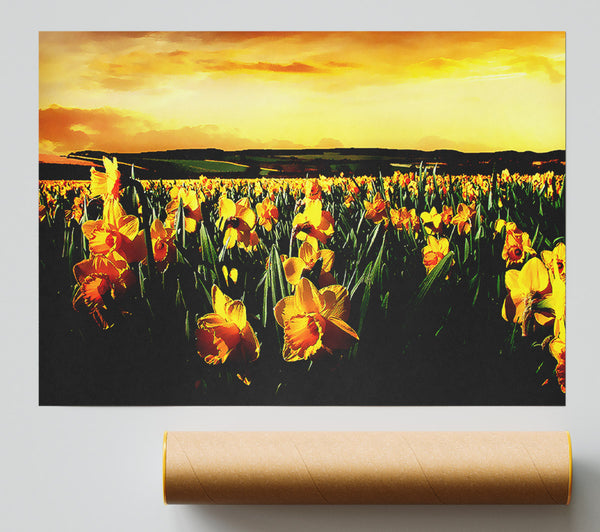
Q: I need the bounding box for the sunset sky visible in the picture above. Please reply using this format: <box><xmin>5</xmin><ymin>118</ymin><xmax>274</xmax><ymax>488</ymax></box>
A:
<box><xmin>39</xmin><ymin>31</ymin><xmax>565</xmax><ymax>155</ymax></box>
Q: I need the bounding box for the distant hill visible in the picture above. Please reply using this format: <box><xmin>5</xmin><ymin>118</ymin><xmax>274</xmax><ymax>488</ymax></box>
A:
<box><xmin>39</xmin><ymin>148</ymin><xmax>565</xmax><ymax>180</ymax></box>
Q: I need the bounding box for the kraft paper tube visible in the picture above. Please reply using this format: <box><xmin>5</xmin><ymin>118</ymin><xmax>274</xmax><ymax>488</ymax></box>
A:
<box><xmin>163</xmin><ymin>431</ymin><xmax>572</xmax><ymax>505</ymax></box>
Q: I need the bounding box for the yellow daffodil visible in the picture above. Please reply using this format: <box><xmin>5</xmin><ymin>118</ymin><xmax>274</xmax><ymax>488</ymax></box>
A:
<box><xmin>304</xmin><ymin>178</ymin><xmax>322</xmax><ymax>200</ymax></box>
<box><xmin>165</xmin><ymin>186</ymin><xmax>204</xmax><ymax>233</ymax></box>
<box><xmin>282</xmin><ymin>241</ymin><xmax>335</xmax><ymax>287</ymax></box>
<box><xmin>65</xmin><ymin>193</ymin><xmax>86</xmax><ymax>224</ymax></box>
<box><xmin>90</xmin><ymin>156</ymin><xmax>121</xmax><ymax>200</ymax></box>
<box><xmin>390</xmin><ymin>207</ymin><xmax>420</xmax><ymax>233</ymax></box>
<box><xmin>421</xmin><ymin>207</ymin><xmax>443</xmax><ymax>235</ymax></box>
<box><xmin>72</xmin><ymin>254</ymin><xmax>135</xmax><ymax>329</ymax></box>
<box><xmin>292</xmin><ymin>199</ymin><xmax>334</xmax><ymax>249</ymax></box>
<box><xmin>450</xmin><ymin>203</ymin><xmax>475</xmax><ymax>235</ymax></box>
<box><xmin>217</xmin><ymin>196</ymin><xmax>257</xmax><ymax>249</ymax></box>
<box><xmin>541</xmin><ymin>243</ymin><xmax>565</xmax><ymax>282</ymax></box>
<box><xmin>422</xmin><ymin>236</ymin><xmax>451</xmax><ymax>274</ymax></box>
<box><xmin>89</xmin><ymin>156</ymin><xmax>126</xmax><ymax>225</ymax></box>
<box><xmin>364</xmin><ymin>192</ymin><xmax>389</xmax><ymax>226</ymax></box>
<box><xmin>441</xmin><ymin>205</ymin><xmax>453</xmax><ymax>226</ymax></box>
<box><xmin>148</xmin><ymin>219</ymin><xmax>176</xmax><ymax>273</ymax></box>
<box><xmin>195</xmin><ymin>285</ymin><xmax>260</xmax><ymax>369</ymax></box>
<box><xmin>273</xmin><ymin>278</ymin><xmax>358</xmax><ymax>362</ymax></box>
<box><xmin>502</xmin><ymin>223</ymin><xmax>536</xmax><ymax>266</ymax></box>
<box><xmin>408</xmin><ymin>180</ymin><xmax>418</xmax><ymax>197</ymax></box>
<box><xmin>502</xmin><ymin>257</ymin><xmax>553</xmax><ymax>336</ymax></box>
<box><xmin>82</xmin><ymin>215</ymin><xmax>147</xmax><ymax>265</ymax></box>
<box><xmin>256</xmin><ymin>197</ymin><xmax>279</xmax><ymax>231</ymax></box>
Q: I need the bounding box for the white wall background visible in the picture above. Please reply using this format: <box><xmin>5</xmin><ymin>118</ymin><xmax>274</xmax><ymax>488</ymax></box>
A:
<box><xmin>2</xmin><ymin>1</ymin><xmax>599</xmax><ymax>530</ymax></box>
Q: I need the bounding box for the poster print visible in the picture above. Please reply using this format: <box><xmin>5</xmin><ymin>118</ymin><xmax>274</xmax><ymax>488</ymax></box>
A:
<box><xmin>39</xmin><ymin>32</ymin><xmax>565</xmax><ymax>405</ymax></box>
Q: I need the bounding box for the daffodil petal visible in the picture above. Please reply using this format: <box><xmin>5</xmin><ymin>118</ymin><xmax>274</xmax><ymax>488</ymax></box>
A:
<box><xmin>298</xmin><ymin>241</ymin><xmax>316</xmax><ymax>264</ymax></box>
<box><xmin>212</xmin><ymin>285</ymin><xmax>231</xmax><ymax>319</ymax></box>
<box><xmin>295</xmin><ymin>278</ymin><xmax>323</xmax><ymax>314</ymax></box>
<box><xmin>319</xmin><ymin>249</ymin><xmax>335</xmax><ymax>272</ymax></box>
<box><xmin>282</xmin><ymin>257</ymin><xmax>304</xmax><ymax>285</ymax></box>
<box><xmin>273</xmin><ymin>295</ymin><xmax>299</xmax><ymax>328</ymax></box>
<box><xmin>225</xmin><ymin>300</ymin><xmax>247</xmax><ymax>330</ymax></box>
<box><xmin>319</xmin><ymin>284</ymin><xmax>350</xmax><ymax>321</ymax></box>
<box><xmin>322</xmin><ymin>317</ymin><xmax>359</xmax><ymax>350</ymax></box>
<box><xmin>520</xmin><ymin>257</ymin><xmax>549</xmax><ymax>293</ymax></box>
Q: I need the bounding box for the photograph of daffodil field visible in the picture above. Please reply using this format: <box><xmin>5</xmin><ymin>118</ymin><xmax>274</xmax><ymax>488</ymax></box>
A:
<box><xmin>39</xmin><ymin>150</ymin><xmax>565</xmax><ymax>405</ymax></box>
<box><xmin>39</xmin><ymin>31</ymin><xmax>565</xmax><ymax>404</ymax></box>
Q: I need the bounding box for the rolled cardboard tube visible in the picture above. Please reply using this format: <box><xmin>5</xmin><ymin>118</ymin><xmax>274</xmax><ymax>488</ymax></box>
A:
<box><xmin>163</xmin><ymin>431</ymin><xmax>572</xmax><ymax>505</ymax></box>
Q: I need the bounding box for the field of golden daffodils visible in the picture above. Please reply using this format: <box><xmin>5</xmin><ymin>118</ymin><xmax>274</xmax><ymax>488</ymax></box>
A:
<box><xmin>39</xmin><ymin>158</ymin><xmax>565</xmax><ymax>405</ymax></box>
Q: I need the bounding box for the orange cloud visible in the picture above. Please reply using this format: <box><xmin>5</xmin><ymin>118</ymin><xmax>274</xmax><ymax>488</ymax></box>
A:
<box><xmin>246</xmin><ymin>61</ymin><xmax>322</xmax><ymax>73</ymax></box>
<box><xmin>39</xmin><ymin>105</ymin><xmax>307</xmax><ymax>154</ymax></box>
<box><xmin>43</xmin><ymin>31</ymin><xmax>565</xmax><ymax>94</ymax></box>
<box><xmin>39</xmin><ymin>105</ymin><xmax>154</xmax><ymax>153</ymax></box>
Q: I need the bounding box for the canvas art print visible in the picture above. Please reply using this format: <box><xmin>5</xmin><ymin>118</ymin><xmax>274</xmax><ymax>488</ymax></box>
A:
<box><xmin>39</xmin><ymin>32</ymin><xmax>565</xmax><ymax>405</ymax></box>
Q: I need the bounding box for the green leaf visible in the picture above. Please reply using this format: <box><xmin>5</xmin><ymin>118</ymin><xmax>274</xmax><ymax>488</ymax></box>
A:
<box><xmin>475</xmin><ymin>225</ymin><xmax>483</xmax><ymax>241</ymax></box>
<box><xmin>371</xmin><ymin>233</ymin><xmax>386</xmax><ymax>290</ymax></box>
<box><xmin>262</xmin><ymin>266</ymin><xmax>271</xmax><ymax>328</ymax></box>
<box><xmin>273</xmin><ymin>246</ymin><xmax>289</xmax><ymax>298</ymax></box>
<box><xmin>199</xmin><ymin>222</ymin><xmax>218</xmax><ymax>278</ymax></box>
<box><xmin>362</xmin><ymin>223</ymin><xmax>382</xmax><ymax>261</ymax></box>
<box><xmin>350</xmin><ymin>260</ymin><xmax>372</xmax><ymax>299</ymax></box>
<box><xmin>381</xmin><ymin>291</ymin><xmax>390</xmax><ymax>318</ymax></box>
<box><xmin>185</xmin><ymin>309</ymin><xmax>192</xmax><ymax>342</ymax></box>
<box><xmin>472</xmin><ymin>278</ymin><xmax>480</xmax><ymax>307</ymax></box>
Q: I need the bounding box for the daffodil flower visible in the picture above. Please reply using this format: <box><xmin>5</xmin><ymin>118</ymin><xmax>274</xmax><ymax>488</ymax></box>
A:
<box><xmin>89</xmin><ymin>156</ymin><xmax>126</xmax><ymax>225</ymax></box>
<box><xmin>72</xmin><ymin>254</ymin><xmax>135</xmax><ymax>329</ymax></box>
<box><xmin>421</xmin><ymin>207</ymin><xmax>443</xmax><ymax>235</ymax></box>
<box><xmin>166</xmin><ymin>186</ymin><xmax>204</xmax><ymax>233</ymax></box>
<box><xmin>282</xmin><ymin>241</ymin><xmax>335</xmax><ymax>287</ymax></box>
<box><xmin>422</xmin><ymin>236</ymin><xmax>451</xmax><ymax>274</ymax></box>
<box><xmin>502</xmin><ymin>224</ymin><xmax>536</xmax><ymax>266</ymax></box>
<box><xmin>195</xmin><ymin>285</ymin><xmax>260</xmax><ymax>368</ymax></box>
<box><xmin>502</xmin><ymin>257</ymin><xmax>553</xmax><ymax>336</ymax></box>
<box><xmin>451</xmin><ymin>203</ymin><xmax>474</xmax><ymax>235</ymax></box>
<box><xmin>304</xmin><ymin>178</ymin><xmax>322</xmax><ymax>201</ymax></box>
<box><xmin>364</xmin><ymin>192</ymin><xmax>389</xmax><ymax>226</ymax></box>
<box><xmin>256</xmin><ymin>197</ymin><xmax>279</xmax><ymax>231</ymax></box>
<box><xmin>217</xmin><ymin>196</ymin><xmax>257</xmax><ymax>249</ymax></box>
<box><xmin>82</xmin><ymin>215</ymin><xmax>147</xmax><ymax>265</ymax></box>
<box><xmin>541</xmin><ymin>243</ymin><xmax>565</xmax><ymax>282</ymax></box>
<box><xmin>292</xmin><ymin>199</ymin><xmax>334</xmax><ymax>249</ymax></box>
<box><xmin>148</xmin><ymin>219</ymin><xmax>176</xmax><ymax>273</ymax></box>
<box><xmin>440</xmin><ymin>205</ymin><xmax>453</xmax><ymax>226</ymax></box>
<box><xmin>274</xmin><ymin>278</ymin><xmax>358</xmax><ymax>362</ymax></box>
<box><xmin>390</xmin><ymin>207</ymin><xmax>420</xmax><ymax>233</ymax></box>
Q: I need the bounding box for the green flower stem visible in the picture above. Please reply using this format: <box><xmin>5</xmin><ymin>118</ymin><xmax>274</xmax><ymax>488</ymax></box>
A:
<box><xmin>121</xmin><ymin>175</ymin><xmax>156</xmax><ymax>282</ymax></box>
